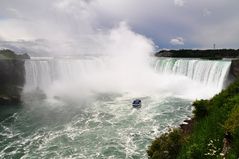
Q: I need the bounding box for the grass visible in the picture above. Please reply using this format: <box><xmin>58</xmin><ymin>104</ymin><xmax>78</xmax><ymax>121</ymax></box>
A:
<box><xmin>0</xmin><ymin>49</ymin><xmax>30</xmax><ymax>59</ymax></box>
<box><xmin>147</xmin><ymin>79</ymin><xmax>239</xmax><ymax>159</ymax></box>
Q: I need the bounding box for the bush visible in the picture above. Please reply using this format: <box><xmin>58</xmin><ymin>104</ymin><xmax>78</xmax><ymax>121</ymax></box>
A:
<box><xmin>224</xmin><ymin>105</ymin><xmax>239</xmax><ymax>134</ymax></box>
<box><xmin>193</xmin><ymin>100</ymin><xmax>209</xmax><ymax>119</ymax></box>
<box><xmin>185</xmin><ymin>144</ymin><xmax>202</xmax><ymax>159</ymax></box>
<box><xmin>227</xmin><ymin>154</ymin><xmax>237</xmax><ymax>159</ymax></box>
<box><xmin>149</xmin><ymin>78</ymin><xmax>239</xmax><ymax>159</ymax></box>
<box><xmin>229</xmin><ymin>128</ymin><xmax>239</xmax><ymax>157</ymax></box>
<box><xmin>147</xmin><ymin>128</ymin><xmax>183</xmax><ymax>159</ymax></box>
<box><xmin>0</xmin><ymin>49</ymin><xmax>30</xmax><ymax>59</ymax></box>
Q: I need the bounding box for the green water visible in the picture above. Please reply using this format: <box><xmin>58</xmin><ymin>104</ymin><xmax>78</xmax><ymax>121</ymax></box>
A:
<box><xmin>0</xmin><ymin>96</ymin><xmax>192</xmax><ymax>159</ymax></box>
<box><xmin>1</xmin><ymin>57</ymin><xmax>231</xmax><ymax>158</ymax></box>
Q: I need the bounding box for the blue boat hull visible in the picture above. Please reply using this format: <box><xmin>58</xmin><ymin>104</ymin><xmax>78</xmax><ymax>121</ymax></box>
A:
<box><xmin>132</xmin><ymin>103</ymin><xmax>141</xmax><ymax>108</ymax></box>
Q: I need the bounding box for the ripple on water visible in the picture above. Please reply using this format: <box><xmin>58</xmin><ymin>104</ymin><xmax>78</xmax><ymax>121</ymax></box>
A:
<box><xmin>0</xmin><ymin>96</ymin><xmax>192</xmax><ymax>158</ymax></box>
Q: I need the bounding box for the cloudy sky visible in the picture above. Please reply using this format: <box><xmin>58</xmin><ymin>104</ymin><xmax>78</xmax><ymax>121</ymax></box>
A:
<box><xmin>0</xmin><ymin>0</ymin><xmax>238</xmax><ymax>55</ymax></box>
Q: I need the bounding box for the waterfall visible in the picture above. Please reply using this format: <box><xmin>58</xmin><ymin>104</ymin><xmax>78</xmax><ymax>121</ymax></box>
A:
<box><xmin>24</xmin><ymin>57</ymin><xmax>232</xmax><ymax>100</ymax></box>
<box><xmin>24</xmin><ymin>57</ymin><xmax>107</xmax><ymax>93</ymax></box>
<box><xmin>154</xmin><ymin>58</ymin><xmax>231</xmax><ymax>90</ymax></box>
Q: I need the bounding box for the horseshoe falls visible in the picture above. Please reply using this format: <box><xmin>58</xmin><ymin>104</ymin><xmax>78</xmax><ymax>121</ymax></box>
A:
<box><xmin>0</xmin><ymin>57</ymin><xmax>231</xmax><ymax>159</ymax></box>
<box><xmin>154</xmin><ymin>58</ymin><xmax>231</xmax><ymax>92</ymax></box>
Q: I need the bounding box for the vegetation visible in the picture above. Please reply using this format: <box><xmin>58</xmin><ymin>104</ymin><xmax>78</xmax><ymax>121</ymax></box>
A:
<box><xmin>147</xmin><ymin>129</ymin><xmax>183</xmax><ymax>159</ymax></box>
<box><xmin>155</xmin><ymin>49</ymin><xmax>239</xmax><ymax>59</ymax></box>
<box><xmin>147</xmin><ymin>78</ymin><xmax>239</xmax><ymax>159</ymax></box>
<box><xmin>192</xmin><ymin>100</ymin><xmax>209</xmax><ymax>119</ymax></box>
<box><xmin>0</xmin><ymin>49</ymin><xmax>30</xmax><ymax>59</ymax></box>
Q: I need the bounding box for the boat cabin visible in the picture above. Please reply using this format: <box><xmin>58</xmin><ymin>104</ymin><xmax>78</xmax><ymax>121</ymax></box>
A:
<box><xmin>132</xmin><ymin>99</ymin><xmax>141</xmax><ymax>108</ymax></box>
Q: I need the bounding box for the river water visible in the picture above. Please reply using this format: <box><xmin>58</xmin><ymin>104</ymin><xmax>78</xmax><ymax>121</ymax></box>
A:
<box><xmin>0</xmin><ymin>57</ymin><xmax>231</xmax><ymax>158</ymax></box>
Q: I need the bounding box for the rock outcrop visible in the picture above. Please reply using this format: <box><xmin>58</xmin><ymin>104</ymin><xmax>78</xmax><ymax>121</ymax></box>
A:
<box><xmin>0</xmin><ymin>49</ymin><xmax>29</xmax><ymax>105</ymax></box>
<box><xmin>230</xmin><ymin>60</ymin><xmax>239</xmax><ymax>79</ymax></box>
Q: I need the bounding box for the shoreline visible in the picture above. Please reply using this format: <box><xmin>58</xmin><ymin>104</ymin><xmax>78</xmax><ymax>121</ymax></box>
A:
<box><xmin>180</xmin><ymin>118</ymin><xmax>195</xmax><ymax>135</ymax></box>
<box><xmin>147</xmin><ymin>79</ymin><xmax>239</xmax><ymax>158</ymax></box>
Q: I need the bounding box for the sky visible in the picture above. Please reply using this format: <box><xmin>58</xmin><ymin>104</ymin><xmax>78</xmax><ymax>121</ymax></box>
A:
<box><xmin>0</xmin><ymin>0</ymin><xmax>239</xmax><ymax>55</ymax></box>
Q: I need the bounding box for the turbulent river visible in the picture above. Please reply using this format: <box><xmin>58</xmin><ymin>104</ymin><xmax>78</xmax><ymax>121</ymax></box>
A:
<box><xmin>0</xmin><ymin>57</ymin><xmax>231</xmax><ymax>158</ymax></box>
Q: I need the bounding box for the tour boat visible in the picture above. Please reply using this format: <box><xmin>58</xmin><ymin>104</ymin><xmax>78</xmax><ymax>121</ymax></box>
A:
<box><xmin>132</xmin><ymin>99</ymin><xmax>141</xmax><ymax>108</ymax></box>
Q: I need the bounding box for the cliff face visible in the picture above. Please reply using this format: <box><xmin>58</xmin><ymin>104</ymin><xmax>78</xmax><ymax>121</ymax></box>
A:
<box><xmin>0</xmin><ymin>50</ymin><xmax>29</xmax><ymax>105</ymax></box>
<box><xmin>230</xmin><ymin>60</ymin><xmax>239</xmax><ymax>78</ymax></box>
<box><xmin>0</xmin><ymin>60</ymin><xmax>25</xmax><ymax>105</ymax></box>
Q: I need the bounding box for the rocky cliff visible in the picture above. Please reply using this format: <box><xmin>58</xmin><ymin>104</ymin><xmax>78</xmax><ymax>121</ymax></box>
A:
<box><xmin>230</xmin><ymin>60</ymin><xmax>239</xmax><ymax>79</ymax></box>
<box><xmin>0</xmin><ymin>49</ymin><xmax>29</xmax><ymax>105</ymax></box>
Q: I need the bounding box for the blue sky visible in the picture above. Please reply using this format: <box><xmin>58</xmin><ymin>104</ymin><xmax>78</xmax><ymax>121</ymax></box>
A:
<box><xmin>0</xmin><ymin>0</ymin><xmax>239</xmax><ymax>55</ymax></box>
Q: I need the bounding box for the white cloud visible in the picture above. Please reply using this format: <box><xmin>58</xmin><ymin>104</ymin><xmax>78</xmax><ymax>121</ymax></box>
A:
<box><xmin>0</xmin><ymin>0</ymin><xmax>157</xmax><ymax>56</ymax></box>
<box><xmin>192</xmin><ymin>19</ymin><xmax>239</xmax><ymax>48</ymax></box>
<box><xmin>0</xmin><ymin>19</ymin><xmax>33</xmax><ymax>41</ymax></box>
<box><xmin>0</xmin><ymin>0</ymin><xmax>239</xmax><ymax>50</ymax></box>
<box><xmin>170</xmin><ymin>37</ymin><xmax>184</xmax><ymax>45</ymax></box>
<box><xmin>174</xmin><ymin>0</ymin><xmax>186</xmax><ymax>7</ymax></box>
<box><xmin>203</xmin><ymin>8</ymin><xmax>211</xmax><ymax>16</ymax></box>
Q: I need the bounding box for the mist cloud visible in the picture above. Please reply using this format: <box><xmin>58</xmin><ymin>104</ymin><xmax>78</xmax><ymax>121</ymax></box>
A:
<box><xmin>0</xmin><ymin>0</ymin><xmax>239</xmax><ymax>52</ymax></box>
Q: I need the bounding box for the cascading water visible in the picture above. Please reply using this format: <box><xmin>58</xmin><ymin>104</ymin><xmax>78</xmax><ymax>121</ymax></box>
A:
<box><xmin>154</xmin><ymin>58</ymin><xmax>231</xmax><ymax>91</ymax></box>
<box><xmin>24</xmin><ymin>57</ymin><xmax>231</xmax><ymax>101</ymax></box>
<box><xmin>0</xmin><ymin>57</ymin><xmax>232</xmax><ymax>159</ymax></box>
<box><xmin>24</xmin><ymin>57</ymin><xmax>108</xmax><ymax>94</ymax></box>
<box><xmin>24</xmin><ymin>57</ymin><xmax>231</xmax><ymax>96</ymax></box>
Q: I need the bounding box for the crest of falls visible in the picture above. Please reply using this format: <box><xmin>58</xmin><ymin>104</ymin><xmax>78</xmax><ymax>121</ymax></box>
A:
<box><xmin>154</xmin><ymin>58</ymin><xmax>231</xmax><ymax>90</ymax></box>
<box><xmin>24</xmin><ymin>57</ymin><xmax>232</xmax><ymax>100</ymax></box>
